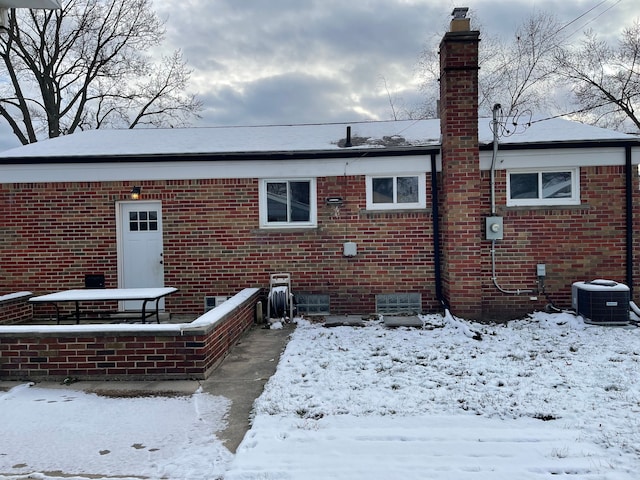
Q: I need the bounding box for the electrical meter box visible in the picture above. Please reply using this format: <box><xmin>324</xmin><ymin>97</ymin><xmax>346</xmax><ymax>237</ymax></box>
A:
<box><xmin>485</xmin><ymin>216</ymin><xmax>503</xmax><ymax>240</ymax></box>
<box><xmin>572</xmin><ymin>280</ymin><xmax>630</xmax><ymax>325</ymax></box>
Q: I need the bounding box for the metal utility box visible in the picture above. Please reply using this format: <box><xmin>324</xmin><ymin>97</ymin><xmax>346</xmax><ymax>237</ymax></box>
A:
<box><xmin>343</xmin><ymin>241</ymin><xmax>357</xmax><ymax>257</ymax></box>
<box><xmin>485</xmin><ymin>216</ymin><xmax>503</xmax><ymax>240</ymax></box>
<box><xmin>572</xmin><ymin>280</ymin><xmax>630</xmax><ymax>325</ymax></box>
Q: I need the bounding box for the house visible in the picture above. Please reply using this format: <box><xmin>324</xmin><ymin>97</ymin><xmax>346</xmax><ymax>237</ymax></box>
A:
<box><xmin>0</xmin><ymin>12</ymin><xmax>638</xmax><ymax>323</ymax></box>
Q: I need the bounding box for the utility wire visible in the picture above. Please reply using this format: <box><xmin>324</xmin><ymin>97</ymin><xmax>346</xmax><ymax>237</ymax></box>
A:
<box><xmin>527</xmin><ymin>95</ymin><xmax>638</xmax><ymax>127</ymax></box>
<box><xmin>556</xmin><ymin>0</ymin><xmax>613</xmax><ymax>35</ymax></box>
<box><xmin>565</xmin><ymin>0</ymin><xmax>623</xmax><ymax>39</ymax></box>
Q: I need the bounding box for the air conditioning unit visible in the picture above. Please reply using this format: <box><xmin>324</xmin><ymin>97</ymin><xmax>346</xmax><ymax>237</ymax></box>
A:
<box><xmin>572</xmin><ymin>280</ymin><xmax>630</xmax><ymax>325</ymax></box>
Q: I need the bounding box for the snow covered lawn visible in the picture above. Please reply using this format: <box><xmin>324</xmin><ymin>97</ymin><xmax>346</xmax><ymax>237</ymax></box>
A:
<box><xmin>227</xmin><ymin>312</ymin><xmax>640</xmax><ymax>479</ymax></box>
<box><xmin>1</xmin><ymin>311</ymin><xmax>639</xmax><ymax>479</ymax></box>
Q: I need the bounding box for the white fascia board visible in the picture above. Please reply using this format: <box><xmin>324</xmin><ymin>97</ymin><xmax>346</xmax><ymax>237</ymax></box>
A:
<box><xmin>0</xmin><ymin>154</ymin><xmax>431</xmax><ymax>184</ymax></box>
<box><xmin>480</xmin><ymin>146</ymin><xmax>637</xmax><ymax>171</ymax></box>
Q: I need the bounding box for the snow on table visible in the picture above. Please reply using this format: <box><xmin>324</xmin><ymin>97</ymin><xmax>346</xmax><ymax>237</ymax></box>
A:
<box><xmin>28</xmin><ymin>287</ymin><xmax>178</xmax><ymax>302</ymax></box>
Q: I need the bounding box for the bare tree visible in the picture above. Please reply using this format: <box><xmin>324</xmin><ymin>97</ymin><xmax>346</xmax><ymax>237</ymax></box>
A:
<box><xmin>481</xmin><ymin>11</ymin><xmax>564</xmax><ymax>117</ymax></box>
<box><xmin>417</xmin><ymin>11</ymin><xmax>565</xmax><ymax>119</ymax></box>
<box><xmin>555</xmin><ymin>21</ymin><xmax>640</xmax><ymax>133</ymax></box>
<box><xmin>0</xmin><ymin>0</ymin><xmax>202</xmax><ymax>145</ymax></box>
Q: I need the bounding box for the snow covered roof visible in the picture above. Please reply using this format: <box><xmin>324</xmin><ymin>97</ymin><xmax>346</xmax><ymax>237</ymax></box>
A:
<box><xmin>0</xmin><ymin>117</ymin><xmax>637</xmax><ymax>160</ymax></box>
<box><xmin>0</xmin><ymin>120</ymin><xmax>439</xmax><ymax>159</ymax></box>
<box><xmin>483</xmin><ymin>117</ymin><xmax>640</xmax><ymax>146</ymax></box>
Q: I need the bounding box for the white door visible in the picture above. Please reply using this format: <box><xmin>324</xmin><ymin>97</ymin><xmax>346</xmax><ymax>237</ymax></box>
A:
<box><xmin>118</xmin><ymin>201</ymin><xmax>165</xmax><ymax>310</ymax></box>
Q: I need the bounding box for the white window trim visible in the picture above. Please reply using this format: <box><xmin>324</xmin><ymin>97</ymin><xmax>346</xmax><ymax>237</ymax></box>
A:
<box><xmin>506</xmin><ymin>167</ymin><xmax>580</xmax><ymax>207</ymax></box>
<box><xmin>259</xmin><ymin>178</ymin><xmax>317</xmax><ymax>228</ymax></box>
<box><xmin>365</xmin><ymin>173</ymin><xmax>426</xmax><ymax>210</ymax></box>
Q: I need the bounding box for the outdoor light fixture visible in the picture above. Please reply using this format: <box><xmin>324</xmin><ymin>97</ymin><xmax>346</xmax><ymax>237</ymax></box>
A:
<box><xmin>326</xmin><ymin>197</ymin><xmax>344</xmax><ymax>206</ymax></box>
<box><xmin>130</xmin><ymin>186</ymin><xmax>141</xmax><ymax>200</ymax></box>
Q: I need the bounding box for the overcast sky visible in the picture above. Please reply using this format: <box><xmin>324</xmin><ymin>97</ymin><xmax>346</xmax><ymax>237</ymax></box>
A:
<box><xmin>0</xmin><ymin>0</ymin><xmax>637</xmax><ymax>151</ymax></box>
<box><xmin>150</xmin><ymin>0</ymin><xmax>637</xmax><ymax>129</ymax></box>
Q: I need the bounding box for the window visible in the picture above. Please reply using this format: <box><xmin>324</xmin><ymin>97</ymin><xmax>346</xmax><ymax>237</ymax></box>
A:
<box><xmin>366</xmin><ymin>174</ymin><xmax>426</xmax><ymax>210</ymax></box>
<box><xmin>260</xmin><ymin>179</ymin><xmax>317</xmax><ymax>228</ymax></box>
<box><xmin>296</xmin><ymin>294</ymin><xmax>330</xmax><ymax>315</ymax></box>
<box><xmin>129</xmin><ymin>210</ymin><xmax>158</xmax><ymax>231</ymax></box>
<box><xmin>376</xmin><ymin>293</ymin><xmax>422</xmax><ymax>314</ymax></box>
<box><xmin>507</xmin><ymin>168</ymin><xmax>579</xmax><ymax>206</ymax></box>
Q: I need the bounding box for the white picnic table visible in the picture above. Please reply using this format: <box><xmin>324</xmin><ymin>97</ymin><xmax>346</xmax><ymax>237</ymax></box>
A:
<box><xmin>29</xmin><ymin>287</ymin><xmax>178</xmax><ymax>324</ymax></box>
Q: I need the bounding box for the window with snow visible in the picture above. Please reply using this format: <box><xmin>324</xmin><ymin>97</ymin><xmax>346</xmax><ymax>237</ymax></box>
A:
<box><xmin>259</xmin><ymin>179</ymin><xmax>317</xmax><ymax>228</ymax></box>
<box><xmin>366</xmin><ymin>174</ymin><xmax>426</xmax><ymax>210</ymax></box>
<box><xmin>507</xmin><ymin>168</ymin><xmax>580</xmax><ymax>207</ymax></box>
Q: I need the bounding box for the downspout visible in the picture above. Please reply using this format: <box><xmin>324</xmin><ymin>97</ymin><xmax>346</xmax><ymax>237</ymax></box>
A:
<box><xmin>431</xmin><ymin>152</ymin><xmax>447</xmax><ymax>309</ymax></box>
<box><xmin>625</xmin><ymin>145</ymin><xmax>633</xmax><ymax>295</ymax></box>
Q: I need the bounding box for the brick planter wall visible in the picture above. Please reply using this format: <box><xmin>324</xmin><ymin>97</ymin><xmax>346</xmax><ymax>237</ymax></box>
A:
<box><xmin>0</xmin><ymin>292</ymin><xmax>33</xmax><ymax>325</ymax></box>
<box><xmin>0</xmin><ymin>288</ymin><xmax>260</xmax><ymax>381</ymax></box>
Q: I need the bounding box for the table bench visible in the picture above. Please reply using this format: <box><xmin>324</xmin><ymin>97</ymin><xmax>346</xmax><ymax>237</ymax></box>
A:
<box><xmin>29</xmin><ymin>287</ymin><xmax>178</xmax><ymax>324</ymax></box>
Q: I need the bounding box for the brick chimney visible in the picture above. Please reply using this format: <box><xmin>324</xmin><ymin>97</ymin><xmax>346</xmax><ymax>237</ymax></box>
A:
<box><xmin>438</xmin><ymin>8</ymin><xmax>483</xmax><ymax>319</ymax></box>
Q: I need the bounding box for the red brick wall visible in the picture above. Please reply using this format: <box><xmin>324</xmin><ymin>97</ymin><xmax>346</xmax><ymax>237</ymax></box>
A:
<box><xmin>0</xmin><ymin>294</ymin><xmax>33</xmax><ymax>325</ymax></box>
<box><xmin>1</xmin><ymin>163</ymin><xmax>638</xmax><ymax>322</ymax></box>
<box><xmin>0</xmin><ymin>288</ymin><xmax>259</xmax><ymax>381</ymax></box>
<box><xmin>480</xmin><ymin>165</ymin><xmax>637</xmax><ymax>319</ymax></box>
<box><xmin>0</xmin><ymin>182</ymin><xmax>120</xmax><ymax>295</ymax></box>
<box><xmin>0</xmin><ymin>176</ymin><xmax>438</xmax><ymax>317</ymax></box>
<box><xmin>634</xmin><ymin>162</ymin><xmax>640</xmax><ymax>304</ymax></box>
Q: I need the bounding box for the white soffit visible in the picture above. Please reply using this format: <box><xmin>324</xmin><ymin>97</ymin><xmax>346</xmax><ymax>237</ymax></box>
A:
<box><xmin>0</xmin><ymin>154</ymin><xmax>431</xmax><ymax>183</ymax></box>
<box><xmin>479</xmin><ymin>147</ymin><xmax>636</xmax><ymax>171</ymax></box>
<box><xmin>0</xmin><ymin>1</ymin><xmax>61</xmax><ymax>8</ymax></box>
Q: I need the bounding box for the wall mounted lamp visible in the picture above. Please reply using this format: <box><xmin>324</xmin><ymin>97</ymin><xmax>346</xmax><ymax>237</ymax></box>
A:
<box><xmin>326</xmin><ymin>197</ymin><xmax>343</xmax><ymax>206</ymax></box>
<box><xmin>130</xmin><ymin>186</ymin><xmax>141</xmax><ymax>200</ymax></box>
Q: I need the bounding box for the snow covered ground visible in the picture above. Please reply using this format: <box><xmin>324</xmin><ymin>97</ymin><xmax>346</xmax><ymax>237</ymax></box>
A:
<box><xmin>1</xmin><ymin>311</ymin><xmax>639</xmax><ymax>479</ymax></box>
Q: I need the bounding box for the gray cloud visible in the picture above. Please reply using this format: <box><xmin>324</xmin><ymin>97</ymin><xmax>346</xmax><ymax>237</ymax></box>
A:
<box><xmin>199</xmin><ymin>72</ymin><xmax>352</xmax><ymax>125</ymax></box>
<box><xmin>155</xmin><ymin>0</ymin><xmax>443</xmax><ymax>126</ymax></box>
<box><xmin>153</xmin><ymin>0</ymin><xmax>637</xmax><ymax>129</ymax></box>
<box><xmin>0</xmin><ymin>0</ymin><xmax>636</xmax><ymax>152</ymax></box>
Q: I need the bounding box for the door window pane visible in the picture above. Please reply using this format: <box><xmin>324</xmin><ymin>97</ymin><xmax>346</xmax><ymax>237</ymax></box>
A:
<box><xmin>128</xmin><ymin>210</ymin><xmax>159</xmax><ymax>232</ymax></box>
<box><xmin>129</xmin><ymin>211</ymin><xmax>138</xmax><ymax>231</ymax></box>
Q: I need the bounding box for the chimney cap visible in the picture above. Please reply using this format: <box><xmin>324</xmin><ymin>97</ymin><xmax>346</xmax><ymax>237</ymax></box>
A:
<box><xmin>452</xmin><ymin>7</ymin><xmax>469</xmax><ymax>19</ymax></box>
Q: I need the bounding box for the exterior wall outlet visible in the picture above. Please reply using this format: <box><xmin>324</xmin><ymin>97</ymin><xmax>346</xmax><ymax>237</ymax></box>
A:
<box><xmin>485</xmin><ymin>216</ymin><xmax>503</xmax><ymax>240</ymax></box>
<box><xmin>343</xmin><ymin>242</ymin><xmax>357</xmax><ymax>257</ymax></box>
